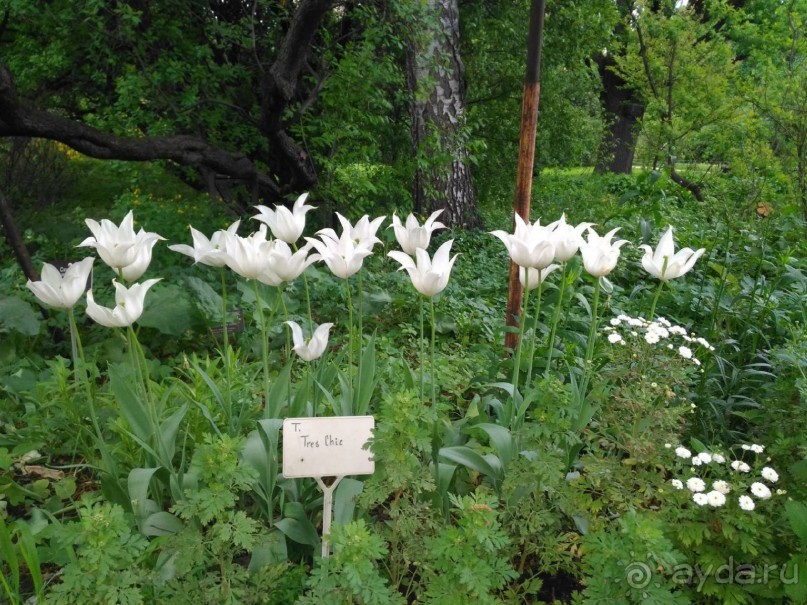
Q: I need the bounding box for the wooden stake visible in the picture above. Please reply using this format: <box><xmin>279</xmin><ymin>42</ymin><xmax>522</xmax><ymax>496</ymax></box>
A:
<box><xmin>505</xmin><ymin>0</ymin><xmax>546</xmax><ymax>352</ymax></box>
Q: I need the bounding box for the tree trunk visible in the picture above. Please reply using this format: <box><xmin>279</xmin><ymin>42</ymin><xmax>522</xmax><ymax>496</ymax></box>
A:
<box><xmin>406</xmin><ymin>0</ymin><xmax>480</xmax><ymax>228</ymax></box>
<box><xmin>593</xmin><ymin>53</ymin><xmax>644</xmax><ymax>174</ymax></box>
<box><xmin>0</xmin><ymin>185</ymin><xmax>37</xmax><ymax>282</ymax></box>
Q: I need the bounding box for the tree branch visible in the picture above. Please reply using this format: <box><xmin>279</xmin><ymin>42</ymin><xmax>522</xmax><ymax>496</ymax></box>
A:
<box><xmin>0</xmin><ymin>62</ymin><xmax>281</xmax><ymax>197</ymax></box>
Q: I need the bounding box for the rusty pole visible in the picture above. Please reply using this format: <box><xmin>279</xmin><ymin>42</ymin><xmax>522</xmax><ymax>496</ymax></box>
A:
<box><xmin>504</xmin><ymin>0</ymin><xmax>546</xmax><ymax>352</ymax></box>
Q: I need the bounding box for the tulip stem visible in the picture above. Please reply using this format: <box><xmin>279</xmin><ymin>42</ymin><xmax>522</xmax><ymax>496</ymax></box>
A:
<box><xmin>648</xmin><ymin>279</ymin><xmax>665</xmax><ymax>321</ymax></box>
<box><xmin>67</xmin><ymin>307</ymin><xmax>113</xmax><ymax>475</ymax></box>
<box><xmin>545</xmin><ymin>262</ymin><xmax>568</xmax><ymax>379</ymax></box>
<box><xmin>430</xmin><ymin>296</ymin><xmax>437</xmax><ymax>406</ymax></box>
<box><xmin>509</xmin><ymin>271</ymin><xmax>531</xmax><ymax>426</ymax></box>
<box><xmin>279</xmin><ymin>284</ymin><xmax>291</xmax><ymax>358</ymax></box>
<box><xmin>344</xmin><ymin>278</ymin><xmax>354</xmax><ymax>393</ymax></box>
<box><xmin>419</xmin><ymin>296</ymin><xmax>425</xmax><ymax>406</ymax></box>
<box><xmin>525</xmin><ymin>276</ymin><xmax>544</xmax><ymax>390</ymax></box>
<box><xmin>579</xmin><ymin>277</ymin><xmax>602</xmax><ymax>412</ymax></box>
<box><xmin>219</xmin><ymin>268</ymin><xmax>233</xmax><ymax>432</ymax></box>
<box><xmin>357</xmin><ymin>269</ymin><xmax>364</xmax><ymax>413</ymax></box>
<box><xmin>252</xmin><ymin>280</ymin><xmax>272</xmax><ymax>417</ymax></box>
<box><xmin>293</xmin><ymin>243</ymin><xmax>315</xmax><ymax>332</ymax></box>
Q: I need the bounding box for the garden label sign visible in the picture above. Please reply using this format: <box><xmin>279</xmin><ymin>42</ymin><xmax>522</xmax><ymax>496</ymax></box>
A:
<box><xmin>282</xmin><ymin>415</ymin><xmax>375</xmax><ymax>558</ymax></box>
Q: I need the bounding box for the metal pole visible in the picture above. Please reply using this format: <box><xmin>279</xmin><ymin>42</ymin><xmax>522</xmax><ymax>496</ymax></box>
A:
<box><xmin>505</xmin><ymin>0</ymin><xmax>546</xmax><ymax>352</ymax></box>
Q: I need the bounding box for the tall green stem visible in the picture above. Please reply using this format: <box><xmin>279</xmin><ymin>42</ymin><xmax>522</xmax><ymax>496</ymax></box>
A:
<box><xmin>357</xmin><ymin>269</ymin><xmax>364</xmax><ymax>412</ymax></box>
<box><xmin>67</xmin><ymin>308</ymin><xmax>112</xmax><ymax>474</ymax></box>
<box><xmin>344</xmin><ymin>279</ymin><xmax>354</xmax><ymax>387</ymax></box>
<box><xmin>648</xmin><ymin>279</ymin><xmax>665</xmax><ymax>321</ymax></box>
<box><xmin>544</xmin><ymin>262</ymin><xmax>568</xmax><ymax>378</ymax></box>
<box><xmin>509</xmin><ymin>271</ymin><xmax>532</xmax><ymax>424</ymax></box>
<box><xmin>219</xmin><ymin>269</ymin><xmax>233</xmax><ymax>431</ymax></box>
<box><xmin>419</xmin><ymin>296</ymin><xmax>425</xmax><ymax>406</ymax></box>
<box><xmin>580</xmin><ymin>277</ymin><xmax>602</xmax><ymax>401</ymax></box>
<box><xmin>252</xmin><ymin>280</ymin><xmax>272</xmax><ymax>416</ymax></box>
<box><xmin>429</xmin><ymin>297</ymin><xmax>437</xmax><ymax>406</ymax></box>
<box><xmin>525</xmin><ymin>277</ymin><xmax>544</xmax><ymax>389</ymax></box>
<box><xmin>292</xmin><ymin>243</ymin><xmax>315</xmax><ymax>332</ymax></box>
<box><xmin>279</xmin><ymin>284</ymin><xmax>291</xmax><ymax>356</ymax></box>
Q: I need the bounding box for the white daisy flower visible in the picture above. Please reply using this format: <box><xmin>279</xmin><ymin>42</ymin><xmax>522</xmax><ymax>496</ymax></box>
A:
<box><xmin>750</xmin><ymin>482</ymin><xmax>772</xmax><ymax>499</ymax></box>
<box><xmin>760</xmin><ymin>467</ymin><xmax>779</xmax><ymax>483</ymax></box>
<box><xmin>686</xmin><ymin>477</ymin><xmax>706</xmax><ymax>492</ymax></box>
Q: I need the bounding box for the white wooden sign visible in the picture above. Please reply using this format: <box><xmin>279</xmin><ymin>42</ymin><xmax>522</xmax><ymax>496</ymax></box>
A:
<box><xmin>282</xmin><ymin>416</ymin><xmax>375</xmax><ymax>479</ymax></box>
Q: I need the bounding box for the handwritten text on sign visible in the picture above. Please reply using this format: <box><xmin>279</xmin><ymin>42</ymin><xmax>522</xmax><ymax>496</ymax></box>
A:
<box><xmin>282</xmin><ymin>416</ymin><xmax>375</xmax><ymax>478</ymax></box>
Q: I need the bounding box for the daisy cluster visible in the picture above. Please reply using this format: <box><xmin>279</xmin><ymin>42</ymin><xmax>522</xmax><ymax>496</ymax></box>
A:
<box><xmin>665</xmin><ymin>443</ymin><xmax>784</xmax><ymax>511</ymax></box>
<box><xmin>603</xmin><ymin>314</ymin><xmax>715</xmax><ymax>366</ymax></box>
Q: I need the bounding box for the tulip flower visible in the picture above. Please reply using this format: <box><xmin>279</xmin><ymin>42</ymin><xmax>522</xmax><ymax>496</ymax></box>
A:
<box><xmin>169</xmin><ymin>221</ymin><xmax>240</xmax><ymax>267</ymax></box>
<box><xmin>519</xmin><ymin>263</ymin><xmax>560</xmax><ymax>291</ymax></box>
<box><xmin>120</xmin><ymin>230</ymin><xmax>165</xmax><ymax>282</ymax></box>
<box><xmin>490</xmin><ymin>214</ymin><xmax>555</xmax><ymax>269</ymax></box>
<box><xmin>285</xmin><ymin>320</ymin><xmax>333</xmax><ymax>362</ymax></box>
<box><xmin>267</xmin><ymin>240</ymin><xmax>321</xmax><ymax>283</ymax></box>
<box><xmin>253</xmin><ymin>192</ymin><xmax>315</xmax><ymax>244</ymax></box>
<box><xmin>388</xmin><ymin>240</ymin><xmax>458</xmax><ymax>298</ymax></box>
<box><xmin>27</xmin><ymin>257</ymin><xmax>94</xmax><ymax>309</ymax></box>
<box><xmin>78</xmin><ymin>211</ymin><xmax>164</xmax><ymax>275</ymax></box>
<box><xmin>318</xmin><ymin>213</ymin><xmax>386</xmax><ymax>252</ymax></box>
<box><xmin>548</xmin><ymin>214</ymin><xmax>593</xmax><ymax>262</ymax></box>
<box><xmin>221</xmin><ymin>225</ymin><xmax>275</xmax><ymax>281</ymax></box>
<box><xmin>391</xmin><ymin>210</ymin><xmax>446</xmax><ymax>255</ymax></box>
<box><xmin>306</xmin><ymin>229</ymin><xmax>373</xmax><ymax>280</ymax></box>
<box><xmin>639</xmin><ymin>226</ymin><xmax>705</xmax><ymax>281</ymax></box>
<box><xmin>579</xmin><ymin>227</ymin><xmax>629</xmax><ymax>278</ymax></box>
<box><xmin>86</xmin><ymin>279</ymin><xmax>161</xmax><ymax>328</ymax></box>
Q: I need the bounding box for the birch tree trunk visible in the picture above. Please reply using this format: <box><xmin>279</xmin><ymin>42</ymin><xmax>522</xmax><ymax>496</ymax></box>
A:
<box><xmin>406</xmin><ymin>0</ymin><xmax>480</xmax><ymax>228</ymax></box>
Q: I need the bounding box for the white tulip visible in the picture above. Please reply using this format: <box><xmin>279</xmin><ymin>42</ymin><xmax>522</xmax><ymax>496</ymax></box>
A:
<box><xmin>222</xmin><ymin>225</ymin><xmax>274</xmax><ymax>280</ymax></box>
<box><xmin>388</xmin><ymin>239</ymin><xmax>458</xmax><ymax>297</ymax></box>
<box><xmin>285</xmin><ymin>320</ymin><xmax>333</xmax><ymax>361</ymax></box>
<box><xmin>639</xmin><ymin>226</ymin><xmax>705</xmax><ymax>281</ymax></box>
<box><xmin>119</xmin><ymin>230</ymin><xmax>164</xmax><ymax>282</ymax></box>
<box><xmin>253</xmin><ymin>192</ymin><xmax>316</xmax><ymax>244</ymax></box>
<box><xmin>306</xmin><ymin>229</ymin><xmax>372</xmax><ymax>280</ymax></box>
<box><xmin>169</xmin><ymin>220</ymin><xmax>241</xmax><ymax>267</ymax></box>
<box><xmin>579</xmin><ymin>227</ymin><xmax>629</xmax><ymax>277</ymax></box>
<box><xmin>391</xmin><ymin>210</ymin><xmax>446</xmax><ymax>255</ymax></box>
<box><xmin>318</xmin><ymin>213</ymin><xmax>386</xmax><ymax>252</ymax></box>
<box><xmin>78</xmin><ymin>211</ymin><xmax>164</xmax><ymax>274</ymax></box>
<box><xmin>266</xmin><ymin>240</ymin><xmax>320</xmax><ymax>283</ymax></box>
<box><xmin>490</xmin><ymin>214</ymin><xmax>555</xmax><ymax>269</ymax></box>
<box><xmin>26</xmin><ymin>257</ymin><xmax>94</xmax><ymax>309</ymax></box>
<box><xmin>547</xmin><ymin>214</ymin><xmax>593</xmax><ymax>262</ymax></box>
<box><xmin>86</xmin><ymin>279</ymin><xmax>161</xmax><ymax>328</ymax></box>
<box><xmin>518</xmin><ymin>263</ymin><xmax>561</xmax><ymax>291</ymax></box>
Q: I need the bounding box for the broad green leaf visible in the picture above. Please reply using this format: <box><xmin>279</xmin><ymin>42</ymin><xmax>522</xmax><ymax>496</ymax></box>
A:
<box><xmin>472</xmin><ymin>423</ymin><xmax>515</xmax><ymax>468</ymax></box>
<box><xmin>128</xmin><ymin>467</ymin><xmax>160</xmax><ymax>521</ymax></box>
<box><xmin>138</xmin><ymin>284</ymin><xmax>194</xmax><ymax>336</ymax></box>
<box><xmin>439</xmin><ymin>445</ymin><xmax>503</xmax><ymax>489</ymax></box>
<box><xmin>184</xmin><ymin>275</ymin><xmax>224</xmax><ymax>321</ymax></box>
<box><xmin>249</xmin><ymin>529</ymin><xmax>288</xmax><ymax>571</ymax></box>
<box><xmin>159</xmin><ymin>403</ymin><xmax>188</xmax><ymax>462</ymax></box>
<box><xmin>265</xmin><ymin>359</ymin><xmax>293</xmax><ymax>419</ymax></box>
<box><xmin>785</xmin><ymin>501</ymin><xmax>807</xmax><ymax>546</ymax></box>
<box><xmin>109</xmin><ymin>364</ymin><xmax>152</xmax><ymax>443</ymax></box>
<box><xmin>143</xmin><ymin>511</ymin><xmax>184</xmax><ymax>536</ymax></box>
<box><xmin>0</xmin><ymin>296</ymin><xmax>40</xmax><ymax>336</ymax></box>
<box><xmin>354</xmin><ymin>333</ymin><xmax>377</xmax><ymax>415</ymax></box>
<box><xmin>276</xmin><ymin>502</ymin><xmax>319</xmax><ymax>546</ymax></box>
<box><xmin>334</xmin><ymin>478</ymin><xmax>363</xmax><ymax>525</ymax></box>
